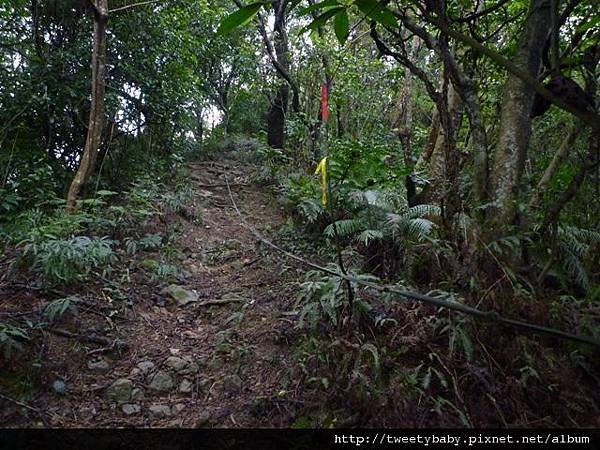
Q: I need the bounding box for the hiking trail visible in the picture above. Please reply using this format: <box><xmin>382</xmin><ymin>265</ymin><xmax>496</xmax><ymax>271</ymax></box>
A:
<box><xmin>9</xmin><ymin>152</ymin><xmax>306</xmax><ymax>427</ymax></box>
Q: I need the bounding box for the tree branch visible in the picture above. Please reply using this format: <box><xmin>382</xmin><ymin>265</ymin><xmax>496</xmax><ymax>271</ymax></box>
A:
<box><xmin>452</xmin><ymin>0</ymin><xmax>512</xmax><ymax>23</ymax></box>
<box><xmin>420</xmin><ymin>11</ymin><xmax>600</xmax><ymax>130</ymax></box>
<box><xmin>86</xmin><ymin>0</ymin><xmax>108</xmax><ymax>20</ymax></box>
<box><xmin>109</xmin><ymin>0</ymin><xmax>160</xmax><ymax>13</ymax></box>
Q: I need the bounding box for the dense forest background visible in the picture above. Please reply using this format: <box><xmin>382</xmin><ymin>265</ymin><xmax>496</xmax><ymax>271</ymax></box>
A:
<box><xmin>0</xmin><ymin>0</ymin><xmax>599</xmax><ymax>427</ymax></box>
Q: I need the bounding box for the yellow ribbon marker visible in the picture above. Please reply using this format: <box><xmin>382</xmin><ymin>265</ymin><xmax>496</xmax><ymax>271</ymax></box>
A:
<box><xmin>315</xmin><ymin>156</ymin><xmax>328</xmax><ymax>206</ymax></box>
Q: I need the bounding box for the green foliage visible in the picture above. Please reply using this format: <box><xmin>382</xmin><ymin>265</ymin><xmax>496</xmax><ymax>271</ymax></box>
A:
<box><xmin>296</xmin><ymin>0</ymin><xmax>397</xmax><ymax>42</ymax></box>
<box><xmin>298</xmin><ymin>268</ymin><xmax>378</xmax><ymax>329</ymax></box>
<box><xmin>298</xmin><ymin>274</ymin><xmax>341</xmax><ymax>328</ymax></box>
<box><xmin>333</xmin><ymin>9</ymin><xmax>349</xmax><ymax>44</ymax></box>
<box><xmin>44</xmin><ymin>296</ymin><xmax>80</xmax><ymax>323</ymax></box>
<box><xmin>0</xmin><ymin>322</ymin><xmax>29</xmax><ymax>359</ymax></box>
<box><xmin>302</xmin><ymin>7</ymin><xmax>345</xmax><ymax>34</ymax></box>
<box><xmin>151</xmin><ymin>261</ymin><xmax>183</xmax><ymax>283</ymax></box>
<box><xmin>250</xmin><ymin>142</ymin><xmax>291</xmax><ymax>182</ymax></box>
<box><xmin>385</xmin><ymin>205</ymin><xmax>439</xmax><ymax>242</ymax></box>
<box><xmin>324</xmin><ymin>218</ymin><xmax>365</xmax><ymax>239</ymax></box>
<box><xmin>432</xmin><ymin>313</ymin><xmax>474</xmax><ymax>362</ymax></box>
<box><xmin>554</xmin><ymin>226</ymin><xmax>600</xmax><ymax>292</ymax></box>
<box><xmin>354</xmin><ymin>0</ymin><xmax>398</xmax><ymax>28</ymax></box>
<box><xmin>125</xmin><ymin>233</ymin><xmax>163</xmax><ymax>255</ymax></box>
<box><xmin>216</xmin><ymin>2</ymin><xmax>265</xmax><ymax>35</ymax></box>
<box><xmin>323</xmin><ymin>190</ymin><xmax>439</xmax><ymax>245</ymax></box>
<box><xmin>23</xmin><ymin>236</ymin><xmax>116</xmax><ymax>285</ymax></box>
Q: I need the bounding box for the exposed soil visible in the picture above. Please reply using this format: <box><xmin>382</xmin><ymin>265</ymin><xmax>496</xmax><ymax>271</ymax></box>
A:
<box><xmin>1</xmin><ymin>152</ymin><xmax>599</xmax><ymax>429</ymax></box>
<box><xmin>0</xmin><ymin>153</ymin><xmax>307</xmax><ymax>427</ymax></box>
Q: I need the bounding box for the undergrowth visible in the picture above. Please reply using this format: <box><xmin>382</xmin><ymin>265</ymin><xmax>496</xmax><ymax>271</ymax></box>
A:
<box><xmin>235</xmin><ymin>135</ymin><xmax>600</xmax><ymax>427</ymax></box>
<box><xmin>0</xmin><ymin>163</ymin><xmax>202</xmax><ymax>362</ymax></box>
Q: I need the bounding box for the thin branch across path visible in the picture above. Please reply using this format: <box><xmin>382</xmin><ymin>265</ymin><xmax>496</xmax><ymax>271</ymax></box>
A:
<box><xmin>223</xmin><ymin>173</ymin><xmax>600</xmax><ymax>350</ymax></box>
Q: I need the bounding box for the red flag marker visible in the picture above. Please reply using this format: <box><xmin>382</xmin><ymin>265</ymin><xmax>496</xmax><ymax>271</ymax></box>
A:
<box><xmin>321</xmin><ymin>83</ymin><xmax>329</xmax><ymax>123</ymax></box>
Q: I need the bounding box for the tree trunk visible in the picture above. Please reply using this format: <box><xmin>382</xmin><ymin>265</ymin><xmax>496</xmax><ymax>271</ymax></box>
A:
<box><xmin>195</xmin><ymin>104</ymin><xmax>203</xmax><ymax>144</ymax></box>
<box><xmin>415</xmin><ymin>108</ymin><xmax>439</xmax><ymax>172</ymax></box>
<box><xmin>264</xmin><ymin>0</ymin><xmax>292</xmax><ymax>149</ymax></box>
<box><xmin>542</xmin><ymin>129</ymin><xmax>600</xmax><ymax>229</ymax></box>
<box><xmin>528</xmin><ymin>124</ymin><xmax>577</xmax><ymax>210</ymax></box>
<box><xmin>267</xmin><ymin>85</ymin><xmax>289</xmax><ymax>149</ymax></box>
<box><xmin>488</xmin><ymin>0</ymin><xmax>550</xmax><ymax>229</ymax></box>
<box><xmin>66</xmin><ymin>0</ymin><xmax>108</xmax><ymax>210</ymax></box>
<box><xmin>392</xmin><ymin>37</ymin><xmax>417</xmax><ymax>167</ymax></box>
<box><xmin>391</xmin><ymin>36</ymin><xmax>420</xmax><ymax>205</ymax></box>
<box><xmin>427</xmin><ymin>82</ymin><xmax>463</xmax><ymax>204</ymax></box>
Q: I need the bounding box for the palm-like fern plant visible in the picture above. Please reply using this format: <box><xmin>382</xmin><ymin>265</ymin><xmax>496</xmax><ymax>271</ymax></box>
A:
<box><xmin>554</xmin><ymin>225</ymin><xmax>600</xmax><ymax>292</ymax></box>
<box><xmin>323</xmin><ymin>188</ymin><xmax>440</xmax><ymax>246</ymax></box>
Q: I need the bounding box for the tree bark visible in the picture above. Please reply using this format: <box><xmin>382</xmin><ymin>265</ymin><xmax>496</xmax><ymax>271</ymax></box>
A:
<box><xmin>488</xmin><ymin>0</ymin><xmax>550</xmax><ymax>229</ymax></box>
<box><xmin>415</xmin><ymin>109</ymin><xmax>439</xmax><ymax>172</ymax></box>
<box><xmin>265</xmin><ymin>0</ymin><xmax>291</xmax><ymax>149</ymax></box>
<box><xmin>392</xmin><ymin>36</ymin><xmax>418</xmax><ymax>168</ymax></box>
<box><xmin>541</xmin><ymin>41</ymin><xmax>599</xmax><ymax>228</ymax></box>
<box><xmin>267</xmin><ymin>85</ymin><xmax>289</xmax><ymax>149</ymax></box>
<box><xmin>391</xmin><ymin>35</ymin><xmax>420</xmax><ymax>205</ymax></box>
<box><xmin>427</xmin><ymin>81</ymin><xmax>463</xmax><ymax>204</ymax></box>
<box><xmin>528</xmin><ymin>123</ymin><xmax>577</xmax><ymax>210</ymax></box>
<box><xmin>542</xmin><ymin>129</ymin><xmax>600</xmax><ymax>229</ymax></box>
<box><xmin>66</xmin><ymin>0</ymin><xmax>108</xmax><ymax>210</ymax></box>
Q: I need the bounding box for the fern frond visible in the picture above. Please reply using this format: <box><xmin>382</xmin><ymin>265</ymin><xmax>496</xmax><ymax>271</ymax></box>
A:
<box><xmin>324</xmin><ymin>218</ymin><xmax>367</xmax><ymax>239</ymax></box>
<box><xmin>298</xmin><ymin>199</ymin><xmax>325</xmax><ymax>224</ymax></box>
<box><xmin>406</xmin><ymin>218</ymin><xmax>436</xmax><ymax>241</ymax></box>
<box><xmin>356</xmin><ymin>229</ymin><xmax>383</xmax><ymax>246</ymax></box>
<box><xmin>385</xmin><ymin>214</ymin><xmax>436</xmax><ymax>241</ymax></box>
<box><xmin>558</xmin><ymin>242</ymin><xmax>590</xmax><ymax>291</ymax></box>
<box><xmin>551</xmin><ymin>225</ymin><xmax>599</xmax><ymax>292</ymax></box>
<box><xmin>559</xmin><ymin>226</ymin><xmax>600</xmax><ymax>245</ymax></box>
<box><xmin>407</xmin><ymin>204</ymin><xmax>441</xmax><ymax>219</ymax></box>
<box><xmin>347</xmin><ymin>188</ymin><xmax>402</xmax><ymax>211</ymax></box>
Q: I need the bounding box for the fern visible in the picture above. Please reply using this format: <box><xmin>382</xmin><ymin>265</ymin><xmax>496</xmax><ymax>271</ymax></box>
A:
<box><xmin>44</xmin><ymin>296</ymin><xmax>79</xmax><ymax>322</ymax></box>
<box><xmin>385</xmin><ymin>213</ymin><xmax>436</xmax><ymax>242</ymax></box>
<box><xmin>298</xmin><ymin>198</ymin><xmax>325</xmax><ymax>224</ymax></box>
<box><xmin>406</xmin><ymin>204</ymin><xmax>441</xmax><ymax>219</ymax></box>
<box><xmin>561</xmin><ymin>226</ymin><xmax>600</xmax><ymax>245</ymax></box>
<box><xmin>347</xmin><ymin>188</ymin><xmax>404</xmax><ymax>211</ymax></box>
<box><xmin>0</xmin><ymin>322</ymin><xmax>29</xmax><ymax>359</ymax></box>
<box><xmin>559</xmin><ymin>244</ymin><xmax>590</xmax><ymax>291</ymax></box>
<box><xmin>551</xmin><ymin>225</ymin><xmax>599</xmax><ymax>292</ymax></box>
<box><xmin>357</xmin><ymin>343</ymin><xmax>380</xmax><ymax>372</ymax></box>
<box><xmin>297</xmin><ymin>268</ymin><xmax>379</xmax><ymax>329</ymax></box>
<box><xmin>488</xmin><ymin>235</ymin><xmax>522</xmax><ymax>257</ymax></box>
<box><xmin>357</xmin><ymin>229</ymin><xmax>383</xmax><ymax>246</ymax></box>
<box><xmin>323</xmin><ymin>218</ymin><xmax>367</xmax><ymax>239</ymax></box>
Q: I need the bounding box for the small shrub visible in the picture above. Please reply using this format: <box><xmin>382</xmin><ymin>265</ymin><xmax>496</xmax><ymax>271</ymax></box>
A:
<box><xmin>0</xmin><ymin>322</ymin><xmax>29</xmax><ymax>359</ymax></box>
<box><xmin>44</xmin><ymin>296</ymin><xmax>80</xmax><ymax>323</ymax></box>
<box><xmin>24</xmin><ymin>236</ymin><xmax>116</xmax><ymax>284</ymax></box>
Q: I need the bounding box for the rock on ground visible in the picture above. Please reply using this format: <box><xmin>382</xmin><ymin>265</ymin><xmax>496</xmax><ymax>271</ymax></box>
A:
<box><xmin>87</xmin><ymin>358</ymin><xmax>110</xmax><ymax>372</ymax></box>
<box><xmin>179</xmin><ymin>379</ymin><xmax>193</xmax><ymax>393</ymax></box>
<box><xmin>149</xmin><ymin>404</ymin><xmax>171</xmax><ymax>418</ymax></box>
<box><xmin>165</xmin><ymin>356</ymin><xmax>187</xmax><ymax>371</ymax></box>
<box><xmin>162</xmin><ymin>285</ymin><xmax>199</xmax><ymax>306</ymax></box>
<box><xmin>137</xmin><ymin>360</ymin><xmax>155</xmax><ymax>374</ymax></box>
<box><xmin>122</xmin><ymin>404</ymin><xmax>141</xmax><ymax>415</ymax></box>
<box><xmin>106</xmin><ymin>378</ymin><xmax>134</xmax><ymax>404</ymax></box>
<box><xmin>148</xmin><ymin>370</ymin><xmax>174</xmax><ymax>392</ymax></box>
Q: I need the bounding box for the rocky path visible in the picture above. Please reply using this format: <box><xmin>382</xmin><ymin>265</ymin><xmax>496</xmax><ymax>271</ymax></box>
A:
<box><xmin>35</xmin><ymin>154</ymin><xmax>304</xmax><ymax>427</ymax></box>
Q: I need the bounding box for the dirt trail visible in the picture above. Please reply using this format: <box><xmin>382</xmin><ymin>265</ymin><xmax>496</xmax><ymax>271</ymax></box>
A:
<box><xmin>11</xmin><ymin>153</ymin><xmax>305</xmax><ymax>427</ymax></box>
